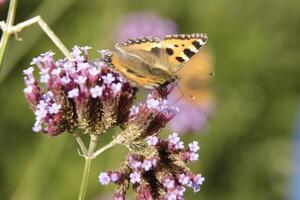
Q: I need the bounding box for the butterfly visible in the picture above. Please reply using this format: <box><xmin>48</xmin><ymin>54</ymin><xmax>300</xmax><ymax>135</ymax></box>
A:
<box><xmin>104</xmin><ymin>33</ymin><xmax>208</xmax><ymax>89</ymax></box>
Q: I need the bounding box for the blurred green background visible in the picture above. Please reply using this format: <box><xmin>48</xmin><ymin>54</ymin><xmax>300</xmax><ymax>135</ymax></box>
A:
<box><xmin>1</xmin><ymin>0</ymin><xmax>300</xmax><ymax>199</ymax></box>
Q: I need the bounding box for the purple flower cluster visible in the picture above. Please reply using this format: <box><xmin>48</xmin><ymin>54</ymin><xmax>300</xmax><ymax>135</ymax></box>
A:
<box><xmin>125</xmin><ymin>89</ymin><xmax>179</xmax><ymax>139</ymax></box>
<box><xmin>93</xmin><ymin>82</ymin><xmax>205</xmax><ymax>199</ymax></box>
<box><xmin>23</xmin><ymin>46</ymin><xmax>205</xmax><ymax>199</ymax></box>
<box><xmin>23</xmin><ymin>46</ymin><xmax>136</xmax><ymax>135</ymax></box>
<box><xmin>99</xmin><ymin>133</ymin><xmax>204</xmax><ymax>200</ymax></box>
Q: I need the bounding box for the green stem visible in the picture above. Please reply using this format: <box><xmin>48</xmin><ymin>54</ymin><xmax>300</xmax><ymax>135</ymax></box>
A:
<box><xmin>75</xmin><ymin>135</ymin><xmax>88</xmax><ymax>156</ymax></box>
<box><xmin>0</xmin><ymin>0</ymin><xmax>17</xmax><ymax>71</ymax></box>
<box><xmin>92</xmin><ymin>136</ymin><xmax>119</xmax><ymax>158</ymax></box>
<box><xmin>37</xmin><ymin>16</ymin><xmax>73</xmax><ymax>60</ymax></box>
<box><xmin>78</xmin><ymin>157</ymin><xmax>92</xmax><ymax>200</ymax></box>
<box><xmin>78</xmin><ymin>135</ymin><xmax>99</xmax><ymax>200</ymax></box>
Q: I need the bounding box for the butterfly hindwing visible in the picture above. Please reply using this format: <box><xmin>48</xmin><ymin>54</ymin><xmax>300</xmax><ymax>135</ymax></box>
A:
<box><xmin>107</xmin><ymin>37</ymin><xmax>168</xmax><ymax>88</ymax></box>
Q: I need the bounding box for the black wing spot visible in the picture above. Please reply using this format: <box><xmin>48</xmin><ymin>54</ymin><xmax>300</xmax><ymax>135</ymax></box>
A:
<box><xmin>174</xmin><ymin>44</ymin><xmax>179</xmax><ymax>47</ymax></box>
<box><xmin>176</xmin><ymin>56</ymin><xmax>185</xmax><ymax>63</ymax></box>
<box><xmin>166</xmin><ymin>48</ymin><xmax>174</xmax><ymax>55</ymax></box>
<box><xmin>181</xmin><ymin>44</ymin><xmax>185</xmax><ymax>47</ymax></box>
<box><xmin>192</xmin><ymin>41</ymin><xmax>202</xmax><ymax>49</ymax></box>
<box><xmin>183</xmin><ymin>48</ymin><xmax>196</xmax><ymax>58</ymax></box>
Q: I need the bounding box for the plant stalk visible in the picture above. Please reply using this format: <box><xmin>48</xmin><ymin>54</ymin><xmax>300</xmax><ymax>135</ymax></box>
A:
<box><xmin>0</xmin><ymin>0</ymin><xmax>17</xmax><ymax>71</ymax></box>
<box><xmin>78</xmin><ymin>134</ymin><xmax>99</xmax><ymax>200</ymax></box>
<box><xmin>92</xmin><ymin>137</ymin><xmax>119</xmax><ymax>158</ymax></box>
<box><xmin>75</xmin><ymin>135</ymin><xmax>88</xmax><ymax>156</ymax></box>
<box><xmin>36</xmin><ymin>16</ymin><xmax>73</xmax><ymax>60</ymax></box>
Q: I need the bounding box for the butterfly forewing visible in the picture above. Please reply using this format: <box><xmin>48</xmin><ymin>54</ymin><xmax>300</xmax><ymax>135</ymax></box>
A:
<box><xmin>161</xmin><ymin>33</ymin><xmax>208</xmax><ymax>73</ymax></box>
<box><xmin>115</xmin><ymin>37</ymin><xmax>161</xmax><ymax>52</ymax></box>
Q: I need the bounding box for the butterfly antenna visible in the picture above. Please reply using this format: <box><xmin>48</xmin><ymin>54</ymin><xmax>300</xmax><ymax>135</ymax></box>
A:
<box><xmin>176</xmin><ymin>72</ymin><xmax>215</xmax><ymax>77</ymax></box>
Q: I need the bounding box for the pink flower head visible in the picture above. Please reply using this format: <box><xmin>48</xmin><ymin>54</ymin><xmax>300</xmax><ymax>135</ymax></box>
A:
<box><xmin>23</xmin><ymin>46</ymin><xmax>137</xmax><ymax>136</ymax></box>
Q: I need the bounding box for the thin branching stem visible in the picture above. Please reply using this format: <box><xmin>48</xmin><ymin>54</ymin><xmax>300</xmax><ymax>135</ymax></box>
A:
<box><xmin>0</xmin><ymin>4</ymin><xmax>74</xmax><ymax>72</ymax></box>
<box><xmin>11</xmin><ymin>15</ymin><xmax>73</xmax><ymax>60</ymax></box>
<box><xmin>78</xmin><ymin>134</ymin><xmax>99</xmax><ymax>200</ymax></box>
<box><xmin>33</xmin><ymin>16</ymin><xmax>73</xmax><ymax>60</ymax></box>
<box><xmin>0</xmin><ymin>15</ymin><xmax>73</xmax><ymax>61</ymax></box>
<box><xmin>92</xmin><ymin>137</ymin><xmax>119</xmax><ymax>158</ymax></box>
<box><xmin>0</xmin><ymin>0</ymin><xmax>17</xmax><ymax>71</ymax></box>
<box><xmin>75</xmin><ymin>135</ymin><xmax>88</xmax><ymax>156</ymax></box>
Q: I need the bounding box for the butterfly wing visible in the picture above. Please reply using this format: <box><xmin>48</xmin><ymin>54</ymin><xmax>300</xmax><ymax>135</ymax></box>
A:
<box><xmin>108</xmin><ymin>51</ymin><xmax>167</xmax><ymax>88</ymax></box>
<box><xmin>160</xmin><ymin>33</ymin><xmax>208</xmax><ymax>73</ymax></box>
<box><xmin>176</xmin><ymin>49</ymin><xmax>214</xmax><ymax>105</ymax></box>
<box><xmin>107</xmin><ymin>37</ymin><xmax>173</xmax><ymax>88</ymax></box>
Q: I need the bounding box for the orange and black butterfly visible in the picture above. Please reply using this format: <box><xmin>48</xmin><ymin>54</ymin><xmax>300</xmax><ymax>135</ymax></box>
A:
<box><xmin>104</xmin><ymin>33</ymin><xmax>208</xmax><ymax>89</ymax></box>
